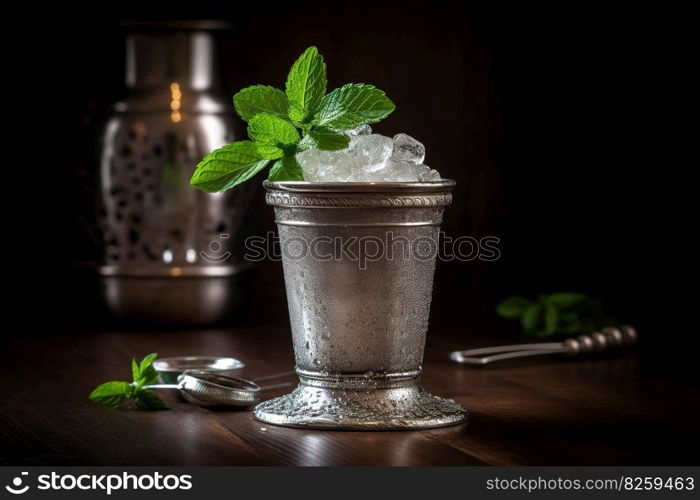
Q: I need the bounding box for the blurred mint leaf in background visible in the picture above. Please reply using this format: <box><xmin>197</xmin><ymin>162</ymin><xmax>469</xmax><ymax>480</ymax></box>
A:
<box><xmin>496</xmin><ymin>292</ymin><xmax>617</xmax><ymax>338</ymax></box>
<box><xmin>544</xmin><ymin>304</ymin><xmax>559</xmax><ymax>335</ymax></box>
<box><xmin>545</xmin><ymin>292</ymin><xmax>587</xmax><ymax>308</ymax></box>
<box><xmin>495</xmin><ymin>296</ymin><xmax>533</xmax><ymax>319</ymax></box>
<box><xmin>521</xmin><ymin>303</ymin><xmax>543</xmax><ymax>333</ymax></box>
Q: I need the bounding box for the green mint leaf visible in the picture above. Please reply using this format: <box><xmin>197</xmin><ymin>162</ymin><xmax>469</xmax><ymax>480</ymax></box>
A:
<box><xmin>496</xmin><ymin>296</ymin><xmax>533</xmax><ymax>319</ymax></box>
<box><xmin>136</xmin><ymin>353</ymin><xmax>160</xmax><ymax>388</ymax></box>
<box><xmin>216</xmin><ymin>159</ymin><xmax>269</xmax><ymax>187</ymax></box>
<box><xmin>138</xmin><ymin>366</ymin><xmax>160</xmax><ymax>388</ymax></box>
<box><xmin>285</xmin><ymin>46</ymin><xmax>327</xmax><ymax>123</ymax></box>
<box><xmin>89</xmin><ymin>381</ymin><xmax>132</xmax><ymax>408</ymax></box>
<box><xmin>301</xmin><ymin>127</ymin><xmax>350</xmax><ymax>151</ymax></box>
<box><xmin>131</xmin><ymin>359</ymin><xmax>140</xmax><ymax>381</ymax></box>
<box><xmin>546</xmin><ymin>292</ymin><xmax>588</xmax><ymax>308</ymax></box>
<box><xmin>191</xmin><ymin>46</ymin><xmax>397</xmax><ymax>192</ymax></box>
<box><xmin>138</xmin><ymin>353</ymin><xmax>158</xmax><ymax>376</ymax></box>
<box><xmin>313</xmin><ymin>83</ymin><xmax>395</xmax><ymax>129</ymax></box>
<box><xmin>296</xmin><ymin>134</ymin><xmax>315</xmax><ymax>152</ymax></box>
<box><xmin>91</xmin><ymin>354</ymin><xmax>172</xmax><ymax>411</ymax></box>
<box><xmin>135</xmin><ymin>389</ymin><xmax>170</xmax><ymax>411</ymax></box>
<box><xmin>561</xmin><ymin>320</ymin><xmax>583</xmax><ymax>334</ymax></box>
<box><xmin>497</xmin><ymin>291</ymin><xmax>615</xmax><ymax>339</ymax></box>
<box><xmin>560</xmin><ymin>311</ymin><xmax>579</xmax><ymax>323</ymax></box>
<box><xmin>233</xmin><ymin>85</ymin><xmax>289</xmax><ymax>122</ymax></box>
<box><xmin>248</xmin><ymin>113</ymin><xmax>301</xmax><ymax>159</ymax></box>
<box><xmin>521</xmin><ymin>303</ymin><xmax>543</xmax><ymax>333</ymax></box>
<box><xmin>268</xmin><ymin>156</ymin><xmax>304</xmax><ymax>182</ymax></box>
<box><xmin>543</xmin><ymin>304</ymin><xmax>559</xmax><ymax>336</ymax></box>
<box><xmin>190</xmin><ymin>141</ymin><xmax>269</xmax><ymax>192</ymax></box>
<box><xmin>559</xmin><ymin>312</ymin><xmax>581</xmax><ymax>334</ymax></box>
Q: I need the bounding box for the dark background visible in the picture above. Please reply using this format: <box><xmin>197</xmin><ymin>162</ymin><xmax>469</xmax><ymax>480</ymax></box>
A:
<box><xmin>2</xmin><ymin>2</ymin><xmax>674</xmax><ymax>378</ymax></box>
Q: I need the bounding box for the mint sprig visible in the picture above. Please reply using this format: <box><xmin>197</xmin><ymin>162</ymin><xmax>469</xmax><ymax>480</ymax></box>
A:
<box><xmin>190</xmin><ymin>46</ymin><xmax>395</xmax><ymax>192</ymax></box>
<box><xmin>496</xmin><ymin>292</ymin><xmax>617</xmax><ymax>338</ymax></box>
<box><xmin>89</xmin><ymin>353</ymin><xmax>169</xmax><ymax>411</ymax></box>
<box><xmin>189</xmin><ymin>142</ymin><xmax>268</xmax><ymax>192</ymax></box>
<box><xmin>314</xmin><ymin>83</ymin><xmax>398</xmax><ymax>129</ymax></box>
<box><xmin>233</xmin><ymin>85</ymin><xmax>289</xmax><ymax>122</ymax></box>
<box><xmin>247</xmin><ymin>113</ymin><xmax>301</xmax><ymax>159</ymax></box>
<box><xmin>285</xmin><ymin>46</ymin><xmax>327</xmax><ymax>124</ymax></box>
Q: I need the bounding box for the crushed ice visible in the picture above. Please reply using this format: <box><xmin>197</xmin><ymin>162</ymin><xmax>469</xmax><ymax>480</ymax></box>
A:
<box><xmin>296</xmin><ymin>126</ymin><xmax>442</xmax><ymax>182</ymax></box>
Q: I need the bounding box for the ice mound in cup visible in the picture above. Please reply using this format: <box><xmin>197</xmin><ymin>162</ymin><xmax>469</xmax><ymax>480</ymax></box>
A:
<box><xmin>296</xmin><ymin>126</ymin><xmax>442</xmax><ymax>182</ymax></box>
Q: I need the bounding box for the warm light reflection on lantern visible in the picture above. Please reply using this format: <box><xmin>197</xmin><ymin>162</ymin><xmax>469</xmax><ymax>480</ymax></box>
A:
<box><xmin>170</xmin><ymin>82</ymin><xmax>182</xmax><ymax>123</ymax></box>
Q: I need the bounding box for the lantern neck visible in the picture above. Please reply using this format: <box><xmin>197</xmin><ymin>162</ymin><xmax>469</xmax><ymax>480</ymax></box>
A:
<box><xmin>125</xmin><ymin>31</ymin><xmax>219</xmax><ymax>91</ymax></box>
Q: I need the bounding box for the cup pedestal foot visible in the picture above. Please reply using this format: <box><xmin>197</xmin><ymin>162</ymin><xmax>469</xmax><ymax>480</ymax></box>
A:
<box><xmin>253</xmin><ymin>373</ymin><xmax>467</xmax><ymax>430</ymax></box>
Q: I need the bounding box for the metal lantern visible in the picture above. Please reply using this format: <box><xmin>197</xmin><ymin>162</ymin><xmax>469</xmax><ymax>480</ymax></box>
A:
<box><xmin>95</xmin><ymin>21</ymin><xmax>255</xmax><ymax>324</ymax></box>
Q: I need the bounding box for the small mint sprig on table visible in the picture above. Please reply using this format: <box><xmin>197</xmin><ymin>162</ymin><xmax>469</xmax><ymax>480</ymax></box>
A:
<box><xmin>496</xmin><ymin>292</ymin><xmax>617</xmax><ymax>338</ymax></box>
<box><xmin>189</xmin><ymin>46</ymin><xmax>396</xmax><ymax>192</ymax></box>
<box><xmin>89</xmin><ymin>353</ymin><xmax>169</xmax><ymax>410</ymax></box>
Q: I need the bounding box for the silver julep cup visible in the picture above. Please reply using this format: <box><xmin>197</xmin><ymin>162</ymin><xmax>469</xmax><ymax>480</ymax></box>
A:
<box><xmin>253</xmin><ymin>181</ymin><xmax>467</xmax><ymax>430</ymax></box>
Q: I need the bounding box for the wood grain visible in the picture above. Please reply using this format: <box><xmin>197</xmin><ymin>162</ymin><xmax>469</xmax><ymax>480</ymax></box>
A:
<box><xmin>1</xmin><ymin>322</ymin><xmax>698</xmax><ymax>466</ymax></box>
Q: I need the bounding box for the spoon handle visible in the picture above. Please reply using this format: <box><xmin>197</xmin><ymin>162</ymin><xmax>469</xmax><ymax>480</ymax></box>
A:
<box><xmin>259</xmin><ymin>382</ymin><xmax>294</xmax><ymax>391</ymax></box>
<box><xmin>450</xmin><ymin>325</ymin><xmax>637</xmax><ymax>366</ymax></box>
<box><xmin>252</xmin><ymin>370</ymin><xmax>297</xmax><ymax>383</ymax></box>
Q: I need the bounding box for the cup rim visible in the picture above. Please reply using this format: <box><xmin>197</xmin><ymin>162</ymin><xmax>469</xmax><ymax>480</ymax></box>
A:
<box><xmin>263</xmin><ymin>180</ymin><xmax>456</xmax><ymax>193</ymax></box>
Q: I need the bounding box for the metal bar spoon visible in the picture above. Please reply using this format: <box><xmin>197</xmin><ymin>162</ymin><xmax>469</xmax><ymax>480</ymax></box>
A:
<box><xmin>450</xmin><ymin>325</ymin><xmax>637</xmax><ymax>366</ymax></box>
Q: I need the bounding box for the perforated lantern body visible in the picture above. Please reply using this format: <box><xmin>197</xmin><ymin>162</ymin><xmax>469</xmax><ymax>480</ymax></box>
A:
<box><xmin>95</xmin><ymin>24</ymin><xmax>254</xmax><ymax>323</ymax></box>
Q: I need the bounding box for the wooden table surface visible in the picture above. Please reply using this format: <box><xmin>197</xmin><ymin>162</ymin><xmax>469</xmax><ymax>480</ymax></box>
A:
<box><xmin>1</xmin><ymin>319</ymin><xmax>698</xmax><ymax>466</ymax></box>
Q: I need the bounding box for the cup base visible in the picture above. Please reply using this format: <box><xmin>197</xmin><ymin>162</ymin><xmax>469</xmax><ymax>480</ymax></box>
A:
<box><xmin>253</xmin><ymin>376</ymin><xmax>467</xmax><ymax>430</ymax></box>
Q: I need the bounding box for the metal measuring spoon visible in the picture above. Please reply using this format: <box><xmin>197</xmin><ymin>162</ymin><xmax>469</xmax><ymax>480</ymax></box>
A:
<box><xmin>153</xmin><ymin>356</ymin><xmax>245</xmax><ymax>384</ymax></box>
<box><xmin>145</xmin><ymin>370</ymin><xmax>295</xmax><ymax>408</ymax></box>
